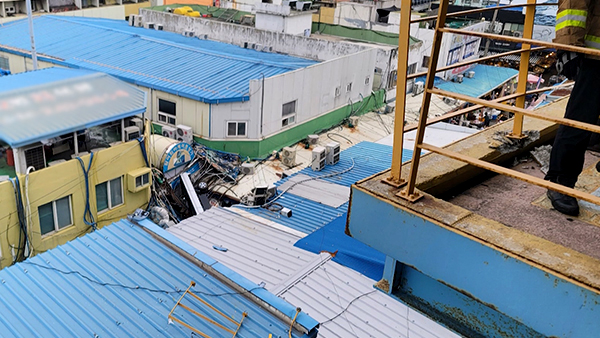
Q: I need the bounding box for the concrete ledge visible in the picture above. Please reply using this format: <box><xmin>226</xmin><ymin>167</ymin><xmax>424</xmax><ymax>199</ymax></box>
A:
<box><xmin>351</xmin><ymin>97</ymin><xmax>600</xmax><ymax>292</ymax></box>
<box><xmin>390</xmin><ymin>97</ymin><xmax>568</xmax><ymax>196</ymax></box>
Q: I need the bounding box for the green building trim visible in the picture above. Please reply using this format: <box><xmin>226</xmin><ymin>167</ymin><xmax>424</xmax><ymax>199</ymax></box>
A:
<box><xmin>311</xmin><ymin>22</ymin><xmax>421</xmax><ymax>46</ymax></box>
<box><xmin>153</xmin><ymin>90</ymin><xmax>385</xmax><ymax>158</ymax></box>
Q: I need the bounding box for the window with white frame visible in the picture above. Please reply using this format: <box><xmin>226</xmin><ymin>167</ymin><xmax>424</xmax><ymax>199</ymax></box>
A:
<box><xmin>0</xmin><ymin>56</ymin><xmax>9</xmax><ymax>71</ymax></box>
<box><xmin>158</xmin><ymin>99</ymin><xmax>176</xmax><ymax>126</ymax></box>
<box><xmin>135</xmin><ymin>173</ymin><xmax>150</xmax><ymax>188</ymax></box>
<box><xmin>227</xmin><ymin>121</ymin><xmax>247</xmax><ymax>137</ymax></box>
<box><xmin>39</xmin><ymin>196</ymin><xmax>73</xmax><ymax>236</ymax></box>
<box><xmin>96</xmin><ymin>177</ymin><xmax>124</xmax><ymax>213</ymax></box>
<box><xmin>282</xmin><ymin>100</ymin><xmax>297</xmax><ymax>128</ymax></box>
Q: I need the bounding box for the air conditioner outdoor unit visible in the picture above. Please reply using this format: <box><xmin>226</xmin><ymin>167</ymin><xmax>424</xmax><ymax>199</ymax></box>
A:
<box><xmin>240</xmin><ymin>162</ymin><xmax>255</xmax><ymax>175</ymax></box>
<box><xmin>326</xmin><ymin>142</ymin><xmax>340</xmax><ymax>165</ymax></box>
<box><xmin>295</xmin><ymin>1</ymin><xmax>311</xmax><ymax>10</ymax></box>
<box><xmin>130</xmin><ymin>117</ymin><xmax>144</xmax><ymax>131</ymax></box>
<box><xmin>183</xmin><ymin>30</ymin><xmax>194</xmax><ymax>37</ymax></box>
<box><xmin>349</xmin><ymin>116</ymin><xmax>359</xmax><ymax>127</ymax></box>
<box><xmin>134</xmin><ymin>15</ymin><xmax>144</xmax><ymax>27</ymax></box>
<box><xmin>124</xmin><ymin>126</ymin><xmax>140</xmax><ymax>141</ymax></box>
<box><xmin>155</xmin><ymin>24</ymin><xmax>164</xmax><ymax>31</ymax></box>
<box><xmin>162</xmin><ymin>125</ymin><xmax>177</xmax><ymax>139</ymax></box>
<box><xmin>176</xmin><ymin>124</ymin><xmax>193</xmax><ymax>144</ymax></box>
<box><xmin>311</xmin><ymin>146</ymin><xmax>326</xmax><ymax>171</ymax></box>
<box><xmin>457</xmin><ymin>74</ymin><xmax>464</xmax><ymax>83</ymax></box>
<box><xmin>281</xmin><ymin>146</ymin><xmax>296</xmax><ymax>168</ymax></box>
<box><xmin>513</xmin><ymin>31</ymin><xmax>523</xmax><ymax>37</ymax></box>
<box><xmin>251</xmin><ymin>185</ymin><xmax>269</xmax><ymax>206</ymax></box>
<box><xmin>198</xmin><ymin>34</ymin><xmax>208</xmax><ymax>40</ymax></box>
<box><xmin>307</xmin><ymin>134</ymin><xmax>319</xmax><ymax>146</ymax></box>
<box><xmin>465</xmin><ymin>71</ymin><xmax>475</xmax><ymax>78</ymax></box>
<box><xmin>413</xmin><ymin>81</ymin><xmax>424</xmax><ymax>96</ymax></box>
<box><xmin>6</xmin><ymin>6</ymin><xmax>16</xmax><ymax>13</ymax></box>
<box><xmin>254</xmin><ymin>44</ymin><xmax>263</xmax><ymax>51</ymax></box>
<box><xmin>143</xmin><ymin>22</ymin><xmax>155</xmax><ymax>29</ymax></box>
<box><xmin>128</xmin><ymin>14</ymin><xmax>136</xmax><ymax>26</ymax></box>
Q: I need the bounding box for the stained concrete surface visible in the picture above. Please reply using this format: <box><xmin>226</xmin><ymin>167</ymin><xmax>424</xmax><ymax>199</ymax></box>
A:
<box><xmin>449</xmin><ymin>151</ymin><xmax>600</xmax><ymax>260</ymax></box>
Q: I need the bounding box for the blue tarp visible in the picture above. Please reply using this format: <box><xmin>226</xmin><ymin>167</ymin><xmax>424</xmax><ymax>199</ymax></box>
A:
<box><xmin>294</xmin><ymin>213</ymin><xmax>386</xmax><ymax>281</ymax></box>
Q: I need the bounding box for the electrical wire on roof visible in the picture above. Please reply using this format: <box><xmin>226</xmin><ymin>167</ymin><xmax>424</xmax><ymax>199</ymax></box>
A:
<box><xmin>320</xmin><ymin>290</ymin><xmax>378</xmax><ymax>326</ymax></box>
<box><xmin>23</xmin><ymin>261</ymin><xmax>264</xmax><ymax>296</ymax></box>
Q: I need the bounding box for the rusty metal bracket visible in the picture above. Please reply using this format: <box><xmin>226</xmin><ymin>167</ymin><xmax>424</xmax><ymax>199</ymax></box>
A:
<box><xmin>506</xmin><ymin>133</ymin><xmax>529</xmax><ymax>140</ymax></box>
<box><xmin>397</xmin><ymin>188</ymin><xmax>424</xmax><ymax>203</ymax></box>
<box><xmin>382</xmin><ymin>177</ymin><xmax>407</xmax><ymax>188</ymax></box>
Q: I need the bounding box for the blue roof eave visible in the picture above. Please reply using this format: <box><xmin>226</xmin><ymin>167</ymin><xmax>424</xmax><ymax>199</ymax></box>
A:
<box><xmin>0</xmin><ymin>48</ymin><xmax>252</xmax><ymax>105</ymax></box>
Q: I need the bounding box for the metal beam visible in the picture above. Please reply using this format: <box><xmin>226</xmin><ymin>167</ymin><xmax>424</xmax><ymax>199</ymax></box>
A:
<box><xmin>406</xmin><ymin>46</ymin><xmax>547</xmax><ymax>80</ymax></box>
<box><xmin>420</xmin><ymin>143</ymin><xmax>600</xmax><ymax>206</ymax></box>
<box><xmin>441</xmin><ymin>27</ymin><xmax>600</xmax><ymax>57</ymax></box>
<box><xmin>411</xmin><ymin>2</ymin><xmax>557</xmax><ymax>23</ymax></box>
<box><xmin>402</xmin><ymin>83</ymin><xmax>574</xmax><ymax>133</ymax></box>
<box><xmin>428</xmin><ymin>87</ymin><xmax>600</xmax><ymax>134</ymax></box>
<box><xmin>401</xmin><ymin>0</ymin><xmax>450</xmax><ymax>201</ymax></box>
<box><xmin>387</xmin><ymin>0</ymin><xmax>413</xmax><ymax>186</ymax></box>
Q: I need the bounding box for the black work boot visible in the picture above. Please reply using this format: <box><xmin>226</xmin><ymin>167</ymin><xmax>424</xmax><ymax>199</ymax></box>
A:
<box><xmin>547</xmin><ymin>188</ymin><xmax>580</xmax><ymax>216</ymax></box>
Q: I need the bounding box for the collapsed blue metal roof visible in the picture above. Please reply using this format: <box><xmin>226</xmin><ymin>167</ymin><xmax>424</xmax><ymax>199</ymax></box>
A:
<box><xmin>436</xmin><ymin>64</ymin><xmax>519</xmax><ymax>98</ymax></box>
<box><xmin>0</xmin><ymin>16</ymin><xmax>317</xmax><ymax>104</ymax></box>
<box><xmin>240</xmin><ymin>142</ymin><xmax>412</xmax><ymax>234</ymax></box>
<box><xmin>0</xmin><ymin>67</ymin><xmax>146</xmax><ymax>148</ymax></box>
<box><xmin>0</xmin><ymin>219</ymin><xmax>318</xmax><ymax>337</ymax></box>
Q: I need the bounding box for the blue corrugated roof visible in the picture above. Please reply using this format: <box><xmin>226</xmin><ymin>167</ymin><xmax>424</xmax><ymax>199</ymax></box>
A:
<box><xmin>0</xmin><ymin>67</ymin><xmax>146</xmax><ymax>148</ymax></box>
<box><xmin>0</xmin><ymin>16</ymin><xmax>316</xmax><ymax>104</ymax></box>
<box><xmin>436</xmin><ymin>64</ymin><xmax>518</xmax><ymax>98</ymax></box>
<box><xmin>0</xmin><ymin>219</ymin><xmax>318</xmax><ymax>338</ymax></box>
<box><xmin>240</xmin><ymin>142</ymin><xmax>412</xmax><ymax>234</ymax></box>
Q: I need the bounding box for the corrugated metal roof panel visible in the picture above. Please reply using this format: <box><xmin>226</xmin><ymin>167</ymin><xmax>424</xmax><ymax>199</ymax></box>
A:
<box><xmin>168</xmin><ymin>210</ymin><xmax>461</xmax><ymax>338</ymax></box>
<box><xmin>0</xmin><ymin>68</ymin><xmax>146</xmax><ymax>147</ymax></box>
<box><xmin>0</xmin><ymin>16</ymin><xmax>316</xmax><ymax>104</ymax></box>
<box><xmin>435</xmin><ymin>64</ymin><xmax>519</xmax><ymax>98</ymax></box>
<box><xmin>168</xmin><ymin>207</ymin><xmax>314</xmax><ymax>289</ymax></box>
<box><xmin>0</xmin><ymin>219</ymin><xmax>316</xmax><ymax>338</ymax></box>
<box><xmin>278</xmin><ymin>259</ymin><xmax>462</xmax><ymax>338</ymax></box>
<box><xmin>239</xmin><ymin>142</ymin><xmax>412</xmax><ymax>234</ymax></box>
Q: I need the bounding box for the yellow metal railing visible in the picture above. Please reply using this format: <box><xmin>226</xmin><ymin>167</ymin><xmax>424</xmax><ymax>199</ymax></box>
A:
<box><xmin>168</xmin><ymin>281</ymin><xmax>248</xmax><ymax>338</ymax></box>
<box><xmin>386</xmin><ymin>0</ymin><xmax>600</xmax><ymax>207</ymax></box>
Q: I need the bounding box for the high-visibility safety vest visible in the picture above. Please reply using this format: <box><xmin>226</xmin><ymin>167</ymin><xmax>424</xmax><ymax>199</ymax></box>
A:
<box><xmin>555</xmin><ymin>0</ymin><xmax>600</xmax><ymax>51</ymax></box>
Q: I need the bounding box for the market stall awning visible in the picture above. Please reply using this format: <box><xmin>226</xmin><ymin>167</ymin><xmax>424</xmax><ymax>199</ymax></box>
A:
<box><xmin>435</xmin><ymin>64</ymin><xmax>519</xmax><ymax>98</ymax></box>
<box><xmin>0</xmin><ymin>68</ymin><xmax>146</xmax><ymax>148</ymax></box>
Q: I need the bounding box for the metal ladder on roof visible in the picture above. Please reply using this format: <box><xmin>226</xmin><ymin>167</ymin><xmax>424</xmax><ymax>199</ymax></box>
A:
<box><xmin>217</xmin><ymin>9</ymin><xmax>238</xmax><ymax>23</ymax></box>
<box><xmin>168</xmin><ymin>281</ymin><xmax>248</xmax><ymax>338</ymax></box>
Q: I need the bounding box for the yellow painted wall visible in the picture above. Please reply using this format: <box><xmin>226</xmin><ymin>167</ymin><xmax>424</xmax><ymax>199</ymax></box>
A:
<box><xmin>0</xmin><ymin>51</ymin><xmax>55</xmax><ymax>74</ymax></box>
<box><xmin>152</xmin><ymin>90</ymin><xmax>209</xmax><ymax>137</ymax></box>
<box><xmin>0</xmin><ymin>141</ymin><xmax>151</xmax><ymax>269</ymax></box>
<box><xmin>124</xmin><ymin>1</ymin><xmax>152</xmax><ymax>17</ymax></box>
<box><xmin>314</xmin><ymin>7</ymin><xmax>336</xmax><ymax>24</ymax></box>
<box><xmin>164</xmin><ymin>0</ymin><xmax>213</xmax><ymax>6</ymax></box>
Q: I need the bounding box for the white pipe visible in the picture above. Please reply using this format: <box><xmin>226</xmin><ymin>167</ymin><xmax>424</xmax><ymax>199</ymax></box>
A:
<box><xmin>25</xmin><ymin>0</ymin><xmax>38</xmax><ymax>70</ymax></box>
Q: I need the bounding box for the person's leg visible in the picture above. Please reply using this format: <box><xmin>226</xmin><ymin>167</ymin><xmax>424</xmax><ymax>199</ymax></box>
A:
<box><xmin>545</xmin><ymin>58</ymin><xmax>600</xmax><ymax>215</ymax></box>
<box><xmin>546</xmin><ymin>58</ymin><xmax>600</xmax><ymax>187</ymax></box>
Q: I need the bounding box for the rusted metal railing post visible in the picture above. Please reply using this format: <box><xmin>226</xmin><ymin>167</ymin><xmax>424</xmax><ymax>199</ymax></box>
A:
<box><xmin>385</xmin><ymin>0</ymin><xmax>414</xmax><ymax>187</ymax></box>
<box><xmin>509</xmin><ymin>0</ymin><xmax>536</xmax><ymax>139</ymax></box>
<box><xmin>399</xmin><ymin>0</ymin><xmax>450</xmax><ymax>202</ymax></box>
